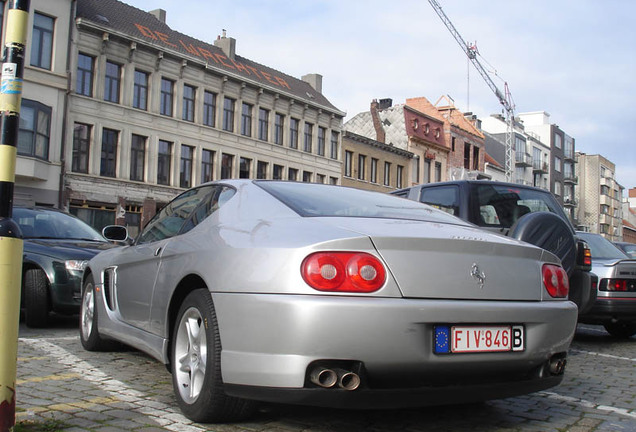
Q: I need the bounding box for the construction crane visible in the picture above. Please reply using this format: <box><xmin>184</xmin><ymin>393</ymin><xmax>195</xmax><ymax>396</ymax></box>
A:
<box><xmin>428</xmin><ymin>0</ymin><xmax>515</xmax><ymax>182</ymax></box>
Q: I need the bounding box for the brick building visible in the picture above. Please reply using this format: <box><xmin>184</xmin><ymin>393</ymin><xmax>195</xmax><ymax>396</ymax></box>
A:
<box><xmin>345</xmin><ymin>98</ymin><xmax>449</xmax><ymax>187</ymax></box>
<box><xmin>406</xmin><ymin>96</ymin><xmax>486</xmax><ymax>180</ymax></box>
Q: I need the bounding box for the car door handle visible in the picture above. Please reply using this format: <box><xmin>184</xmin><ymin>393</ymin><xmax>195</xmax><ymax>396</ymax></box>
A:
<box><xmin>154</xmin><ymin>247</ymin><xmax>162</xmax><ymax>256</ymax></box>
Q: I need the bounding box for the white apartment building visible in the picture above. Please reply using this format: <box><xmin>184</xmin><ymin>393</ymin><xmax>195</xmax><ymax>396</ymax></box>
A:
<box><xmin>8</xmin><ymin>0</ymin><xmax>344</xmax><ymax>236</ymax></box>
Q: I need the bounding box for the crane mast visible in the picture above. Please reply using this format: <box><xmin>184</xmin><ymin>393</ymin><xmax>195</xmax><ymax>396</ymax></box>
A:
<box><xmin>428</xmin><ymin>0</ymin><xmax>515</xmax><ymax>182</ymax></box>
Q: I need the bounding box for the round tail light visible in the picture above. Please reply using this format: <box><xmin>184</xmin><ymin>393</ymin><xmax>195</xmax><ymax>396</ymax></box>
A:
<box><xmin>302</xmin><ymin>252</ymin><xmax>386</xmax><ymax>293</ymax></box>
<box><xmin>542</xmin><ymin>264</ymin><xmax>569</xmax><ymax>298</ymax></box>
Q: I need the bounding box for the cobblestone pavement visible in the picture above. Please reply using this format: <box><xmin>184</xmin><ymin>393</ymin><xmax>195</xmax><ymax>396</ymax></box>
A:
<box><xmin>15</xmin><ymin>316</ymin><xmax>636</xmax><ymax>432</ymax></box>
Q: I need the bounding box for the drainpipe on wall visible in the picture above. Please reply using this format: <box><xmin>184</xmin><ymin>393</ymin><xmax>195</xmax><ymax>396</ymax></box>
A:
<box><xmin>58</xmin><ymin>0</ymin><xmax>76</xmax><ymax>209</ymax></box>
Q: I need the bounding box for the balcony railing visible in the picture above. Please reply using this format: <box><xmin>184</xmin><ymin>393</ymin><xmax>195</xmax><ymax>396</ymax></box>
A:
<box><xmin>515</xmin><ymin>152</ymin><xmax>533</xmax><ymax>167</ymax></box>
<box><xmin>515</xmin><ymin>179</ymin><xmax>533</xmax><ymax>186</ymax></box>
<box><xmin>564</xmin><ymin>148</ymin><xmax>575</xmax><ymax>161</ymax></box>
<box><xmin>563</xmin><ymin>174</ymin><xmax>578</xmax><ymax>184</ymax></box>
<box><xmin>533</xmin><ymin>161</ymin><xmax>548</xmax><ymax>173</ymax></box>
<box><xmin>563</xmin><ymin>196</ymin><xmax>577</xmax><ymax>206</ymax></box>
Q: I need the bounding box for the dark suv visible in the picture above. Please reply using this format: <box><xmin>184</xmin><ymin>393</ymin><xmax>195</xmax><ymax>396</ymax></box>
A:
<box><xmin>393</xmin><ymin>180</ymin><xmax>595</xmax><ymax>315</ymax></box>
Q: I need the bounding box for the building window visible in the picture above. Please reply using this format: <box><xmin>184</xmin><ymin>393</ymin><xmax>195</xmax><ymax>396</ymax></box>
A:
<box><xmin>317</xmin><ymin>127</ymin><xmax>326</xmax><ymax>156</ymax></box>
<box><xmin>554</xmin><ymin>156</ymin><xmax>562</xmax><ymax>172</ymax></box>
<box><xmin>316</xmin><ymin>174</ymin><xmax>325</xmax><ymax>184</ymax></box>
<box><xmin>463</xmin><ymin>142</ymin><xmax>471</xmax><ymax>169</ymax></box>
<box><xmin>182</xmin><ymin>85</ymin><xmax>196</xmax><ymax>122</ymax></box>
<box><xmin>18</xmin><ymin>99</ymin><xmax>51</xmax><ymax>159</ymax></box>
<box><xmin>435</xmin><ymin>162</ymin><xmax>442</xmax><ymax>182</ymax></box>
<box><xmin>76</xmin><ymin>53</ymin><xmax>94</xmax><ymax>96</ymax></box>
<box><xmin>554</xmin><ymin>133</ymin><xmax>562</xmax><ymax>149</ymax></box>
<box><xmin>221</xmin><ymin>153</ymin><xmax>233</xmax><ymax>179</ymax></box>
<box><xmin>554</xmin><ymin>181</ymin><xmax>562</xmax><ymax>197</ymax></box>
<box><xmin>203</xmin><ymin>91</ymin><xmax>216</xmax><ymax>127</ymax></box>
<box><xmin>273</xmin><ymin>164</ymin><xmax>283</xmax><ymax>180</ymax></box>
<box><xmin>160</xmin><ymin>78</ymin><xmax>174</xmax><ymax>116</ymax></box>
<box><xmin>384</xmin><ymin>162</ymin><xmax>391</xmax><ymax>186</ymax></box>
<box><xmin>258</xmin><ymin>108</ymin><xmax>269</xmax><ymax>141</ymax></box>
<box><xmin>411</xmin><ymin>156</ymin><xmax>420</xmax><ymax>184</ymax></box>
<box><xmin>344</xmin><ymin>151</ymin><xmax>353</xmax><ymax>177</ymax></box>
<box><xmin>472</xmin><ymin>147</ymin><xmax>479</xmax><ymax>170</ymax></box>
<box><xmin>179</xmin><ymin>145</ymin><xmax>193</xmax><ymax>188</ymax></box>
<box><xmin>304</xmin><ymin>123</ymin><xmax>313</xmax><ymax>153</ymax></box>
<box><xmin>223</xmin><ymin>97</ymin><xmax>235</xmax><ymax>132</ymax></box>
<box><xmin>104</xmin><ymin>61</ymin><xmax>121</xmax><ymax>103</ymax></box>
<box><xmin>330</xmin><ymin>131</ymin><xmax>339</xmax><ymax>159</ymax></box>
<box><xmin>288</xmin><ymin>168</ymin><xmax>298</xmax><ymax>181</ymax></box>
<box><xmin>100</xmin><ymin>128</ymin><xmax>118</xmax><ymax>178</ymax></box>
<box><xmin>31</xmin><ymin>13</ymin><xmax>54</xmax><ymax>69</ymax></box>
<box><xmin>239</xmin><ymin>157</ymin><xmax>251</xmax><ymax>179</ymax></box>
<box><xmin>130</xmin><ymin>134</ymin><xmax>146</xmax><ymax>182</ymax></box>
<box><xmin>201</xmin><ymin>149</ymin><xmax>214</xmax><ymax>183</ymax></box>
<box><xmin>157</xmin><ymin>140</ymin><xmax>172</xmax><ymax>185</ymax></box>
<box><xmin>303</xmin><ymin>171</ymin><xmax>312</xmax><ymax>182</ymax></box>
<box><xmin>600</xmin><ymin>185</ymin><xmax>610</xmax><ymax>196</ymax></box>
<box><xmin>274</xmin><ymin>113</ymin><xmax>284</xmax><ymax>145</ymax></box>
<box><xmin>289</xmin><ymin>118</ymin><xmax>299</xmax><ymax>149</ymax></box>
<box><xmin>257</xmin><ymin>161</ymin><xmax>268</xmax><ymax>179</ymax></box>
<box><xmin>133</xmin><ymin>70</ymin><xmax>149</xmax><ymax>110</ymax></box>
<box><xmin>371</xmin><ymin>158</ymin><xmax>378</xmax><ymax>183</ymax></box>
<box><xmin>241</xmin><ymin>103</ymin><xmax>252</xmax><ymax>136</ymax></box>
<box><xmin>72</xmin><ymin>123</ymin><xmax>91</xmax><ymax>173</ymax></box>
<box><xmin>330</xmin><ymin>177</ymin><xmax>338</xmax><ymax>185</ymax></box>
<box><xmin>397</xmin><ymin>165</ymin><xmax>404</xmax><ymax>188</ymax></box>
<box><xmin>358</xmin><ymin>154</ymin><xmax>366</xmax><ymax>180</ymax></box>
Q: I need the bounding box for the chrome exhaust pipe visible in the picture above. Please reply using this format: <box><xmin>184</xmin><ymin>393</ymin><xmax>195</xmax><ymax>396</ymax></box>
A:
<box><xmin>334</xmin><ymin>368</ymin><xmax>360</xmax><ymax>391</ymax></box>
<box><xmin>549</xmin><ymin>358</ymin><xmax>566</xmax><ymax>375</ymax></box>
<box><xmin>309</xmin><ymin>366</ymin><xmax>338</xmax><ymax>388</ymax></box>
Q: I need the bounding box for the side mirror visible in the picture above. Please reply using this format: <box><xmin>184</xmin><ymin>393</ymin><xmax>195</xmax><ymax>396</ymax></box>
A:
<box><xmin>102</xmin><ymin>225</ymin><xmax>132</xmax><ymax>245</ymax></box>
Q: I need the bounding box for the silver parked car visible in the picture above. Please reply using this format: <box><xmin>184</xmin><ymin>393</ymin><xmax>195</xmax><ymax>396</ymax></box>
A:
<box><xmin>80</xmin><ymin>180</ymin><xmax>577</xmax><ymax>422</ymax></box>
<box><xmin>577</xmin><ymin>232</ymin><xmax>636</xmax><ymax>338</ymax></box>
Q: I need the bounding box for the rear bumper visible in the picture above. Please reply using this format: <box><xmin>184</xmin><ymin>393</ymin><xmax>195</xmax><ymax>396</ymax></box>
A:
<box><xmin>212</xmin><ymin>293</ymin><xmax>577</xmax><ymax>405</ymax></box>
<box><xmin>225</xmin><ymin>374</ymin><xmax>564</xmax><ymax>409</ymax></box>
<box><xmin>579</xmin><ymin>296</ymin><xmax>636</xmax><ymax>323</ymax></box>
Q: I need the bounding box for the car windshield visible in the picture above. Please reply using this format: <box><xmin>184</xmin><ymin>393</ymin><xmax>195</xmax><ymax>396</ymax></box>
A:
<box><xmin>476</xmin><ymin>184</ymin><xmax>568</xmax><ymax>228</ymax></box>
<box><xmin>618</xmin><ymin>243</ymin><xmax>636</xmax><ymax>258</ymax></box>
<box><xmin>14</xmin><ymin>207</ymin><xmax>105</xmax><ymax>241</ymax></box>
<box><xmin>256</xmin><ymin>181</ymin><xmax>468</xmax><ymax>225</ymax></box>
<box><xmin>578</xmin><ymin>232</ymin><xmax>629</xmax><ymax>260</ymax></box>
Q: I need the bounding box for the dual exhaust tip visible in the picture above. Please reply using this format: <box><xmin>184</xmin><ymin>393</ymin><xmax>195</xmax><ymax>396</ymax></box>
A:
<box><xmin>310</xmin><ymin>366</ymin><xmax>361</xmax><ymax>391</ymax></box>
<box><xmin>549</xmin><ymin>357</ymin><xmax>567</xmax><ymax>375</ymax></box>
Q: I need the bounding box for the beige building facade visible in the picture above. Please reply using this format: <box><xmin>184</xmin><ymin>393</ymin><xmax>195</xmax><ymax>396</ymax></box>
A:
<box><xmin>576</xmin><ymin>153</ymin><xmax>623</xmax><ymax>241</ymax></box>
<box><xmin>341</xmin><ymin>131</ymin><xmax>413</xmax><ymax>192</ymax></box>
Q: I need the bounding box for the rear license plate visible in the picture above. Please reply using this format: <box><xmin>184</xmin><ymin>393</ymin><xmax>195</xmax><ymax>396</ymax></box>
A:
<box><xmin>434</xmin><ymin>325</ymin><xmax>524</xmax><ymax>354</ymax></box>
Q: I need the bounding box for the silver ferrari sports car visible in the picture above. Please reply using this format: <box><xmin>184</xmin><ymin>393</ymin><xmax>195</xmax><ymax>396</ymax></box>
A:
<box><xmin>80</xmin><ymin>180</ymin><xmax>577</xmax><ymax>422</ymax></box>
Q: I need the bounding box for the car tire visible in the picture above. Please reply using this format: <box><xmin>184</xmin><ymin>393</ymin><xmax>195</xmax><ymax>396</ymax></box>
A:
<box><xmin>80</xmin><ymin>274</ymin><xmax>117</xmax><ymax>351</ymax></box>
<box><xmin>510</xmin><ymin>211</ymin><xmax>577</xmax><ymax>274</ymax></box>
<box><xmin>171</xmin><ymin>289</ymin><xmax>255</xmax><ymax>423</ymax></box>
<box><xmin>24</xmin><ymin>268</ymin><xmax>50</xmax><ymax>328</ymax></box>
<box><xmin>603</xmin><ymin>321</ymin><xmax>636</xmax><ymax>339</ymax></box>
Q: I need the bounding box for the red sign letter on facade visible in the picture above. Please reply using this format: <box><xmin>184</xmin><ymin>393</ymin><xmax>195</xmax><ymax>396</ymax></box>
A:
<box><xmin>134</xmin><ymin>23</ymin><xmax>158</xmax><ymax>40</ymax></box>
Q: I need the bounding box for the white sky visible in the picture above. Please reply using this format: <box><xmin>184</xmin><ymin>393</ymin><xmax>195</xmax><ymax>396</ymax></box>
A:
<box><xmin>122</xmin><ymin>0</ymin><xmax>636</xmax><ymax>193</ymax></box>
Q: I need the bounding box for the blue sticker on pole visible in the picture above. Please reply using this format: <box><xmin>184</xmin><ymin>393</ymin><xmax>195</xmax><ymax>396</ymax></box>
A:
<box><xmin>1</xmin><ymin>77</ymin><xmax>22</xmax><ymax>94</ymax></box>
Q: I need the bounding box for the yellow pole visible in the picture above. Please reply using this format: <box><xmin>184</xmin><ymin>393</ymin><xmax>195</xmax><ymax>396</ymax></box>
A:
<box><xmin>0</xmin><ymin>2</ymin><xmax>30</xmax><ymax>431</ymax></box>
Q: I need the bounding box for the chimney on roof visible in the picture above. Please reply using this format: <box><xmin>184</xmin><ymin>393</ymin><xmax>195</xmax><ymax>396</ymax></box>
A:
<box><xmin>302</xmin><ymin>74</ymin><xmax>322</xmax><ymax>94</ymax></box>
<box><xmin>149</xmin><ymin>9</ymin><xmax>166</xmax><ymax>23</ymax></box>
<box><xmin>214</xmin><ymin>29</ymin><xmax>236</xmax><ymax>60</ymax></box>
<box><xmin>379</xmin><ymin>98</ymin><xmax>393</xmax><ymax>110</ymax></box>
<box><xmin>370</xmin><ymin>100</ymin><xmax>386</xmax><ymax>144</ymax></box>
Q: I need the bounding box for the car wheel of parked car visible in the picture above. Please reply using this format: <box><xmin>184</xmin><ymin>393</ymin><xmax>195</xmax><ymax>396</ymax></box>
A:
<box><xmin>80</xmin><ymin>274</ymin><xmax>117</xmax><ymax>351</ymax></box>
<box><xmin>24</xmin><ymin>268</ymin><xmax>50</xmax><ymax>328</ymax></box>
<box><xmin>510</xmin><ymin>212</ymin><xmax>577</xmax><ymax>274</ymax></box>
<box><xmin>171</xmin><ymin>289</ymin><xmax>255</xmax><ymax>422</ymax></box>
<box><xmin>603</xmin><ymin>321</ymin><xmax>636</xmax><ymax>339</ymax></box>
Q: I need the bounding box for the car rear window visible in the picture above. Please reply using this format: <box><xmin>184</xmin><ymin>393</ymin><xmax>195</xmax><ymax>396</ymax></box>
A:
<box><xmin>257</xmin><ymin>181</ymin><xmax>468</xmax><ymax>225</ymax></box>
<box><xmin>579</xmin><ymin>233</ymin><xmax>630</xmax><ymax>260</ymax></box>
<box><xmin>475</xmin><ymin>184</ymin><xmax>566</xmax><ymax>228</ymax></box>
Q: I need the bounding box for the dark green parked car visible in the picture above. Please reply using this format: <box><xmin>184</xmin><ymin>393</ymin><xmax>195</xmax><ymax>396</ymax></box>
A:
<box><xmin>15</xmin><ymin>207</ymin><xmax>117</xmax><ymax>328</ymax></box>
